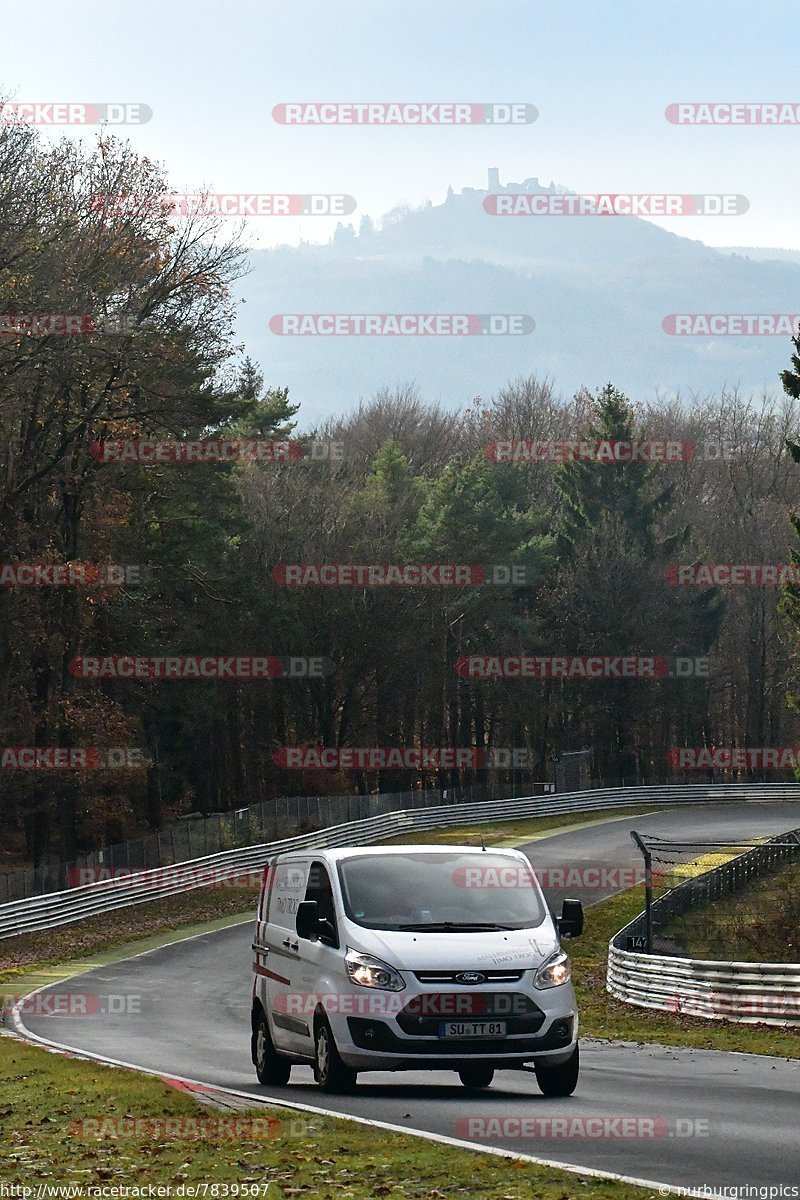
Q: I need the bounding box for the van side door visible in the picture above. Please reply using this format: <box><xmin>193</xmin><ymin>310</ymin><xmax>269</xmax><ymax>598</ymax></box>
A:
<box><xmin>293</xmin><ymin>860</ymin><xmax>342</xmax><ymax>1052</ymax></box>
<box><xmin>261</xmin><ymin>857</ymin><xmax>311</xmax><ymax>1053</ymax></box>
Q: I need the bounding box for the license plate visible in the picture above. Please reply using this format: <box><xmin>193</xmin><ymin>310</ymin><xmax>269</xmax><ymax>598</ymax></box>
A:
<box><xmin>438</xmin><ymin>1021</ymin><xmax>506</xmax><ymax>1038</ymax></box>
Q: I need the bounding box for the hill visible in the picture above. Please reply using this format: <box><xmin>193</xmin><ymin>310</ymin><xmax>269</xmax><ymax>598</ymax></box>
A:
<box><xmin>236</xmin><ymin>171</ymin><xmax>800</xmax><ymax>424</ymax></box>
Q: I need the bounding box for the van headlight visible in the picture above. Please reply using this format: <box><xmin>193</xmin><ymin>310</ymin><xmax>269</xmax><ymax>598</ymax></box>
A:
<box><xmin>345</xmin><ymin>949</ymin><xmax>406</xmax><ymax>991</ymax></box>
<box><xmin>533</xmin><ymin>949</ymin><xmax>571</xmax><ymax>989</ymax></box>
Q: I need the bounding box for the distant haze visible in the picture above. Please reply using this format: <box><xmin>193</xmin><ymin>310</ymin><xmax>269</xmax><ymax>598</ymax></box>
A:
<box><xmin>238</xmin><ymin>171</ymin><xmax>800</xmax><ymax>426</ymax></box>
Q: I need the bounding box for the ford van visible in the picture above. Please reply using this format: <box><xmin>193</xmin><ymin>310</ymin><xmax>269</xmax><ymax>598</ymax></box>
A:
<box><xmin>250</xmin><ymin>845</ymin><xmax>583</xmax><ymax>1094</ymax></box>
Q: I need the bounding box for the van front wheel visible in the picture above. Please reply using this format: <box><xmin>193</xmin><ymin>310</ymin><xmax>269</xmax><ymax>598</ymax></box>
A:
<box><xmin>253</xmin><ymin>1010</ymin><xmax>292</xmax><ymax>1087</ymax></box>
<box><xmin>313</xmin><ymin>1016</ymin><xmax>357</xmax><ymax>1093</ymax></box>
<box><xmin>534</xmin><ymin>1044</ymin><xmax>579</xmax><ymax>1096</ymax></box>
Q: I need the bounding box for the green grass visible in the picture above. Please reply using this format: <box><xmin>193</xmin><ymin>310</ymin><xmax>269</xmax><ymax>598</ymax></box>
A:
<box><xmin>660</xmin><ymin>861</ymin><xmax>800</xmax><ymax>963</ymax></box>
<box><xmin>0</xmin><ymin>1038</ymin><xmax>662</xmax><ymax>1196</ymax></box>
<box><xmin>571</xmin><ymin>885</ymin><xmax>800</xmax><ymax>1057</ymax></box>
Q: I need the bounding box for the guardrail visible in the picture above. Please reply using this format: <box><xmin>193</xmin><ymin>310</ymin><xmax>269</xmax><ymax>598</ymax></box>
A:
<box><xmin>607</xmin><ymin>951</ymin><xmax>800</xmax><ymax>1027</ymax></box>
<box><xmin>1</xmin><ymin>781</ymin><xmax>528</xmax><ymax>902</ymax></box>
<box><xmin>3</xmin><ymin>781</ymin><xmax>800</xmax><ymax>941</ymax></box>
<box><xmin>608</xmin><ymin>825</ymin><xmax>800</xmax><ymax>1027</ymax></box>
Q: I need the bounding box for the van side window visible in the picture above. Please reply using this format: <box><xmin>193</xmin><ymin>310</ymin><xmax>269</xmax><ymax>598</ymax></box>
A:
<box><xmin>305</xmin><ymin>862</ymin><xmax>339</xmax><ymax>946</ymax></box>
<box><xmin>267</xmin><ymin>860</ymin><xmax>310</xmax><ymax>930</ymax></box>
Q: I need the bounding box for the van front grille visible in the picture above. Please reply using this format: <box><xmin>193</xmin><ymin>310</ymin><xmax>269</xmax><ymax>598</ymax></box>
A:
<box><xmin>413</xmin><ymin>969</ymin><xmax>525</xmax><ymax>984</ymax></box>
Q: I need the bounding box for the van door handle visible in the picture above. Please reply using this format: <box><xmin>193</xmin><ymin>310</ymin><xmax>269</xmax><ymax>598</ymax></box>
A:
<box><xmin>282</xmin><ymin>937</ymin><xmax>299</xmax><ymax>951</ymax></box>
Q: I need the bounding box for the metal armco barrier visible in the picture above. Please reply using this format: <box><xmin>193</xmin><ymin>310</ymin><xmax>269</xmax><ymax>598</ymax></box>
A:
<box><xmin>608</xmin><ymin>823</ymin><xmax>800</xmax><ymax>1027</ymax></box>
<box><xmin>607</xmin><ymin>951</ymin><xmax>800</xmax><ymax>1027</ymax></box>
<box><xmin>0</xmin><ymin>781</ymin><xmax>517</xmax><ymax>901</ymax></box>
<box><xmin>2</xmin><ymin>781</ymin><xmax>800</xmax><ymax>940</ymax></box>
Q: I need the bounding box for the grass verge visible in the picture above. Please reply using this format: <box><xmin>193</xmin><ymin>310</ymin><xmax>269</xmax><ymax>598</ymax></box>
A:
<box><xmin>379</xmin><ymin>805</ymin><xmax>664</xmax><ymax>847</ymax></box>
<box><xmin>0</xmin><ymin>1038</ymin><xmax>662</xmax><ymax>1195</ymax></box>
<box><xmin>0</xmin><ymin>885</ymin><xmax>259</xmax><ymax>979</ymax></box>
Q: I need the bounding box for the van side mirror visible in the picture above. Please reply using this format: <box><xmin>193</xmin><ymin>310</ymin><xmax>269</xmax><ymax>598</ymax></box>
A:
<box><xmin>557</xmin><ymin>898</ymin><xmax>584</xmax><ymax>939</ymax></box>
<box><xmin>296</xmin><ymin>901</ymin><xmax>319</xmax><ymax>940</ymax></box>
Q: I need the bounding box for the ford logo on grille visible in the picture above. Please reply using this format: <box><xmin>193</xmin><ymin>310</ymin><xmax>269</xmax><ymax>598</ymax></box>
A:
<box><xmin>455</xmin><ymin>971</ymin><xmax>486</xmax><ymax>984</ymax></box>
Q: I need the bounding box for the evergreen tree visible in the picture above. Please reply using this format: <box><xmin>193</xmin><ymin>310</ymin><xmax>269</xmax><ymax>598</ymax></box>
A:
<box><xmin>549</xmin><ymin>385</ymin><xmax>721</xmax><ymax>781</ymax></box>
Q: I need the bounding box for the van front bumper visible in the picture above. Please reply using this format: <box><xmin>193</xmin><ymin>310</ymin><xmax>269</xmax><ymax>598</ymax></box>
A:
<box><xmin>339</xmin><ymin>1013</ymin><xmax>576</xmax><ymax>1070</ymax></box>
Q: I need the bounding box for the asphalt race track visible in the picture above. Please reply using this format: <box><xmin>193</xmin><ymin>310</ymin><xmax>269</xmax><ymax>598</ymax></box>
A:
<box><xmin>16</xmin><ymin>803</ymin><xmax>800</xmax><ymax>1192</ymax></box>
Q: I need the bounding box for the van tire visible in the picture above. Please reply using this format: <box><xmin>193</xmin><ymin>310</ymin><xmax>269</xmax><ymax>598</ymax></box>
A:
<box><xmin>313</xmin><ymin>1015</ymin><xmax>357</xmax><ymax>1093</ymax></box>
<box><xmin>534</xmin><ymin>1044</ymin><xmax>579</xmax><ymax>1096</ymax></box>
<box><xmin>253</xmin><ymin>1009</ymin><xmax>292</xmax><ymax>1087</ymax></box>
<box><xmin>458</xmin><ymin>1066</ymin><xmax>494</xmax><ymax>1090</ymax></box>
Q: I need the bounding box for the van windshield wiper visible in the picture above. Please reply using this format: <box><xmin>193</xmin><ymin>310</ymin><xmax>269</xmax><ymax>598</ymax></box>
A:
<box><xmin>395</xmin><ymin>921</ymin><xmax>513</xmax><ymax>932</ymax></box>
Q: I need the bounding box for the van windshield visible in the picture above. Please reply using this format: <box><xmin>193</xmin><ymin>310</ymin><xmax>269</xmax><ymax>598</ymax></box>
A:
<box><xmin>337</xmin><ymin>851</ymin><xmax>546</xmax><ymax>931</ymax></box>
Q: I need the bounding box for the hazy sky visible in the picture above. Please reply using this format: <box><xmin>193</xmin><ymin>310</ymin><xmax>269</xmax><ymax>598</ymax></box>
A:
<box><xmin>2</xmin><ymin>0</ymin><xmax>798</xmax><ymax>251</ymax></box>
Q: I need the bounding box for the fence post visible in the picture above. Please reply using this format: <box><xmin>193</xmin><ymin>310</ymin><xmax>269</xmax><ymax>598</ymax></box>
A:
<box><xmin>630</xmin><ymin>831</ymin><xmax>653</xmax><ymax>953</ymax></box>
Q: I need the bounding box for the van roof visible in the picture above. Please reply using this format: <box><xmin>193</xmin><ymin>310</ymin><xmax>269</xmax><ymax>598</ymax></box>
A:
<box><xmin>273</xmin><ymin>844</ymin><xmax>529</xmax><ymax>863</ymax></box>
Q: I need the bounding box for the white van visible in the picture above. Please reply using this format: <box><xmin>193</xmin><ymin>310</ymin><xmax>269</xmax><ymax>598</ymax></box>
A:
<box><xmin>250</xmin><ymin>845</ymin><xmax>583</xmax><ymax>1094</ymax></box>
